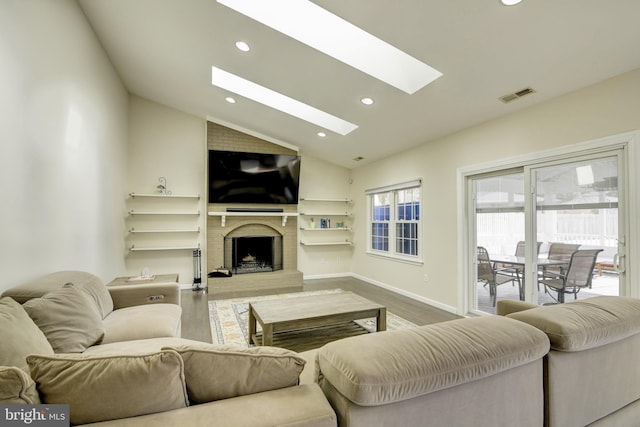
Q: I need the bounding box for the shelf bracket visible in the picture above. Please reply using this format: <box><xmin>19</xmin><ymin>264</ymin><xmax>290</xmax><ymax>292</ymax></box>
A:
<box><xmin>282</xmin><ymin>215</ymin><xmax>288</xmax><ymax>227</ymax></box>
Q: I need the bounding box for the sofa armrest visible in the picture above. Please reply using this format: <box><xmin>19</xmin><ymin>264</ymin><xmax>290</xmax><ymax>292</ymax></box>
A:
<box><xmin>496</xmin><ymin>299</ymin><xmax>538</xmax><ymax>316</ymax></box>
<box><xmin>108</xmin><ymin>283</ymin><xmax>180</xmax><ymax>309</ymax></box>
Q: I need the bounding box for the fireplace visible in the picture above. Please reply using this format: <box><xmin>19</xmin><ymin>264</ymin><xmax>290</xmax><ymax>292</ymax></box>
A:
<box><xmin>208</xmin><ymin>211</ymin><xmax>302</xmax><ymax>296</ymax></box>
<box><xmin>231</xmin><ymin>235</ymin><xmax>283</xmax><ymax>274</ymax></box>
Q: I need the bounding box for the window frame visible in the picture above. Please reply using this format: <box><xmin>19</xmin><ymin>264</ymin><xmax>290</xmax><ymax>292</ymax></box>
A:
<box><xmin>367</xmin><ymin>180</ymin><xmax>422</xmax><ymax>263</ymax></box>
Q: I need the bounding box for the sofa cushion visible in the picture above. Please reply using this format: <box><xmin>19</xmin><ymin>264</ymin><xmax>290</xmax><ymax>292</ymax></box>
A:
<box><xmin>1</xmin><ymin>271</ymin><xmax>114</xmax><ymax>318</ymax></box>
<box><xmin>27</xmin><ymin>350</ymin><xmax>189</xmax><ymax>425</ymax></box>
<box><xmin>0</xmin><ymin>366</ymin><xmax>41</xmax><ymax>404</ymax></box>
<box><xmin>101</xmin><ymin>303</ymin><xmax>182</xmax><ymax>344</ymax></box>
<box><xmin>164</xmin><ymin>342</ymin><xmax>306</xmax><ymax>404</ymax></box>
<box><xmin>507</xmin><ymin>296</ymin><xmax>640</xmax><ymax>351</ymax></box>
<box><xmin>316</xmin><ymin>316</ymin><xmax>550</xmax><ymax>406</ymax></box>
<box><xmin>22</xmin><ymin>284</ymin><xmax>105</xmax><ymax>353</ymax></box>
<box><xmin>0</xmin><ymin>297</ymin><xmax>53</xmax><ymax>372</ymax></box>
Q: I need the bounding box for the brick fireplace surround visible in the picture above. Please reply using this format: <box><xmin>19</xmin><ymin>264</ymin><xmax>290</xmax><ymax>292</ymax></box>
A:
<box><xmin>206</xmin><ymin>121</ymin><xmax>303</xmax><ymax>297</ymax></box>
<box><xmin>207</xmin><ymin>207</ymin><xmax>303</xmax><ymax>297</ymax></box>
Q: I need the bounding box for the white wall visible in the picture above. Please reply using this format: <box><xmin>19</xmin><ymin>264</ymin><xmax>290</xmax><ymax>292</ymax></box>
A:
<box><xmin>0</xmin><ymin>0</ymin><xmax>129</xmax><ymax>292</ymax></box>
<box><xmin>351</xmin><ymin>68</ymin><xmax>640</xmax><ymax>311</ymax></box>
<box><xmin>126</xmin><ymin>96</ymin><xmax>207</xmax><ymax>285</ymax></box>
<box><xmin>297</xmin><ymin>154</ymin><xmax>353</xmax><ymax>277</ymax></box>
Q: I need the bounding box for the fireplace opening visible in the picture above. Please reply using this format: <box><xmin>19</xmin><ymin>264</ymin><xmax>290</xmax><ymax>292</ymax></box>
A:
<box><xmin>231</xmin><ymin>236</ymin><xmax>282</xmax><ymax>274</ymax></box>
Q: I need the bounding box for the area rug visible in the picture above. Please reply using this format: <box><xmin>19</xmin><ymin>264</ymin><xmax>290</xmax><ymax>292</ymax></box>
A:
<box><xmin>208</xmin><ymin>289</ymin><xmax>417</xmax><ymax>350</ymax></box>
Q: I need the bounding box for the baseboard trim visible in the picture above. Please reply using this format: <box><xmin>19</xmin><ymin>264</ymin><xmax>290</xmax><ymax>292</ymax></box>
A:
<box><xmin>350</xmin><ymin>273</ymin><xmax>459</xmax><ymax>315</ymax></box>
<box><xmin>303</xmin><ymin>272</ymin><xmax>459</xmax><ymax>315</ymax></box>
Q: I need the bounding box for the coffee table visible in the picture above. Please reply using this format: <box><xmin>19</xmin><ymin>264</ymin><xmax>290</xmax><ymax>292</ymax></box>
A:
<box><xmin>248</xmin><ymin>292</ymin><xmax>387</xmax><ymax>347</ymax></box>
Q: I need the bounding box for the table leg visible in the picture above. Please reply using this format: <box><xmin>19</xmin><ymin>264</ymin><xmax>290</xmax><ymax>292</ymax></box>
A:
<box><xmin>262</xmin><ymin>323</ymin><xmax>274</xmax><ymax>346</ymax></box>
<box><xmin>377</xmin><ymin>307</ymin><xmax>387</xmax><ymax>332</ymax></box>
<box><xmin>248</xmin><ymin>303</ymin><xmax>256</xmax><ymax>345</ymax></box>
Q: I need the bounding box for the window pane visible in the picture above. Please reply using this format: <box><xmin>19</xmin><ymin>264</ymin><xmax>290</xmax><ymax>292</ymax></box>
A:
<box><xmin>373</xmin><ymin>193</ymin><xmax>391</xmax><ymax>221</ymax></box>
<box><xmin>396</xmin><ymin>223</ymin><xmax>418</xmax><ymax>256</ymax></box>
<box><xmin>371</xmin><ymin>223</ymin><xmax>389</xmax><ymax>251</ymax></box>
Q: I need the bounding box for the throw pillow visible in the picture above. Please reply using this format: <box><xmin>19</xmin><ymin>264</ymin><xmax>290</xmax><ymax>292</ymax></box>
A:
<box><xmin>0</xmin><ymin>366</ymin><xmax>41</xmax><ymax>404</ymax></box>
<box><xmin>22</xmin><ymin>283</ymin><xmax>105</xmax><ymax>353</ymax></box>
<box><xmin>0</xmin><ymin>297</ymin><xmax>53</xmax><ymax>372</ymax></box>
<box><xmin>27</xmin><ymin>350</ymin><xmax>188</xmax><ymax>425</ymax></box>
<box><xmin>164</xmin><ymin>343</ymin><xmax>305</xmax><ymax>404</ymax></box>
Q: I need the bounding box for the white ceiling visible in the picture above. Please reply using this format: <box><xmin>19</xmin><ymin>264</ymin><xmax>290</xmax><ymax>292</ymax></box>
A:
<box><xmin>78</xmin><ymin>0</ymin><xmax>640</xmax><ymax>168</ymax></box>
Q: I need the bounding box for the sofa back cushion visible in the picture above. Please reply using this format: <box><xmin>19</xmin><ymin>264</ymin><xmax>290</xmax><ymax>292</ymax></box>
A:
<box><xmin>0</xmin><ymin>297</ymin><xmax>53</xmax><ymax>372</ymax></box>
<box><xmin>23</xmin><ymin>284</ymin><xmax>105</xmax><ymax>353</ymax></box>
<box><xmin>317</xmin><ymin>316</ymin><xmax>550</xmax><ymax>406</ymax></box>
<box><xmin>2</xmin><ymin>271</ymin><xmax>113</xmax><ymax>318</ymax></box>
<box><xmin>0</xmin><ymin>366</ymin><xmax>41</xmax><ymax>404</ymax></box>
<box><xmin>27</xmin><ymin>350</ymin><xmax>188</xmax><ymax>425</ymax></box>
<box><xmin>507</xmin><ymin>296</ymin><xmax>640</xmax><ymax>351</ymax></box>
<box><xmin>164</xmin><ymin>343</ymin><xmax>306</xmax><ymax>404</ymax></box>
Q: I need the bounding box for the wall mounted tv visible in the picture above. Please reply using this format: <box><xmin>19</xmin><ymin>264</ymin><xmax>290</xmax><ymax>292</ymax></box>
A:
<box><xmin>208</xmin><ymin>150</ymin><xmax>301</xmax><ymax>204</ymax></box>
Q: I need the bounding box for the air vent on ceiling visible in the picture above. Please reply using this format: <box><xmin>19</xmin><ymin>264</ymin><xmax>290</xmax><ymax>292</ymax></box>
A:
<box><xmin>499</xmin><ymin>87</ymin><xmax>536</xmax><ymax>103</ymax></box>
<box><xmin>353</xmin><ymin>156</ymin><xmax>364</xmax><ymax>162</ymax></box>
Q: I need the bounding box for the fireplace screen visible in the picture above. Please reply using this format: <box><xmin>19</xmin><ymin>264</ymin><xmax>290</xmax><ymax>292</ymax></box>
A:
<box><xmin>231</xmin><ymin>236</ymin><xmax>282</xmax><ymax>274</ymax></box>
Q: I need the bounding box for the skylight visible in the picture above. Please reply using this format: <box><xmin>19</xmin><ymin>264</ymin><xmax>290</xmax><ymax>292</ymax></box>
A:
<box><xmin>217</xmin><ymin>0</ymin><xmax>442</xmax><ymax>94</ymax></box>
<box><xmin>211</xmin><ymin>66</ymin><xmax>358</xmax><ymax>135</ymax></box>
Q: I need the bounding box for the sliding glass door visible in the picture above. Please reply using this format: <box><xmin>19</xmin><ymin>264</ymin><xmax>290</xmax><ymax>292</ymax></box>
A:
<box><xmin>528</xmin><ymin>154</ymin><xmax>622</xmax><ymax>305</ymax></box>
<box><xmin>468</xmin><ymin>147</ymin><xmax>626</xmax><ymax>315</ymax></box>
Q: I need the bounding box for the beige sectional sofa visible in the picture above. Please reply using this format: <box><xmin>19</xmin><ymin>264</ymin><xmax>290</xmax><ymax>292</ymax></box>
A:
<box><xmin>313</xmin><ymin>296</ymin><xmax>640</xmax><ymax>427</ymax></box>
<box><xmin>314</xmin><ymin>316</ymin><xmax>551</xmax><ymax>427</ymax></box>
<box><xmin>497</xmin><ymin>296</ymin><xmax>640</xmax><ymax>427</ymax></box>
<box><xmin>3</xmin><ymin>270</ymin><xmax>640</xmax><ymax>427</ymax></box>
<box><xmin>0</xmin><ymin>271</ymin><xmax>336</xmax><ymax>427</ymax></box>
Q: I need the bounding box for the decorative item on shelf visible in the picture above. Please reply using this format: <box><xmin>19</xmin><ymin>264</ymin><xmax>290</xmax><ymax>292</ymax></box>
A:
<box><xmin>320</xmin><ymin>218</ymin><xmax>330</xmax><ymax>229</ymax></box>
<box><xmin>156</xmin><ymin>177</ymin><xmax>172</xmax><ymax>195</ymax></box>
<box><xmin>336</xmin><ymin>221</ymin><xmax>344</xmax><ymax>228</ymax></box>
<box><xmin>310</xmin><ymin>218</ymin><xmax>315</xmax><ymax>228</ymax></box>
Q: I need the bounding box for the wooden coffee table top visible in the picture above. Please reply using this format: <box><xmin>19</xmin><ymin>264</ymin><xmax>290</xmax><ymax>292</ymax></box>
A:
<box><xmin>248</xmin><ymin>291</ymin><xmax>385</xmax><ymax>325</ymax></box>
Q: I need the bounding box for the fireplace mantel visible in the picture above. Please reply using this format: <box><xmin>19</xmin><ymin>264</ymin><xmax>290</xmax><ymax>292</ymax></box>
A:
<box><xmin>208</xmin><ymin>211</ymin><xmax>298</xmax><ymax>227</ymax></box>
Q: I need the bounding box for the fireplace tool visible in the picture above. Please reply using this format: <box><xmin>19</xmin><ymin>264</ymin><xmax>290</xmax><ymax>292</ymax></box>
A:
<box><xmin>192</xmin><ymin>248</ymin><xmax>203</xmax><ymax>291</ymax></box>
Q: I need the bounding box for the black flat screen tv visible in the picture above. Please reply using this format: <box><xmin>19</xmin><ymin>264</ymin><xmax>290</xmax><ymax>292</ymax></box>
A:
<box><xmin>208</xmin><ymin>150</ymin><xmax>301</xmax><ymax>204</ymax></box>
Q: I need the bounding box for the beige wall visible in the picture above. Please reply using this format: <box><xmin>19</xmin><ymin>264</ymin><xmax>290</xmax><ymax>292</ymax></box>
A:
<box><xmin>126</xmin><ymin>96</ymin><xmax>207</xmax><ymax>284</ymax></box>
<box><xmin>351</xmin><ymin>68</ymin><xmax>640</xmax><ymax>312</ymax></box>
<box><xmin>0</xmin><ymin>0</ymin><xmax>129</xmax><ymax>291</ymax></box>
<box><xmin>297</xmin><ymin>155</ymin><xmax>353</xmax><ymax>277</ymax></box>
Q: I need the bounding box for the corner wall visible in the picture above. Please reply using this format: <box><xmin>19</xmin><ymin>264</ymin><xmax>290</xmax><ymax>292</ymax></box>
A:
<box><xmin>0</xmin><ymin>0</ymin><xmax>129</xmax><ymax>291</ymax></box>
<box><xmin>350</xmin><ymin>68</ymin><xmax>640</xmax><ymax>311</ymax></box>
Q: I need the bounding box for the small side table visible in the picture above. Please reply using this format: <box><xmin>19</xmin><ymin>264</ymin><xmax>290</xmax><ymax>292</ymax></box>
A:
<box><xmin>107</xmin><ymin>274</ymin><xmax>179</xmax><ymax>287</ymax></box>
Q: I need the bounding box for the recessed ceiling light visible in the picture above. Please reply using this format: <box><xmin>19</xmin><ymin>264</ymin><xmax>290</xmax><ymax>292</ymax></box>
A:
<box><xmin>360</xmin><ymin>97</ymin><xmax>374</xmax><ymax>105</ymax></box>
<box><xmin>235</xmin><ymin>41</ymin><xmax>251</xmax><ymax>52</ymax></box>
<box><xmin>317</xmin><ymin>132</ymin><xmax>326</xmax><ymax>137</ymax></box>
<box><xmin>212</xmin><ymin>66</ymin><xmax>358</xmax><ymax>135</ymax></box>
<box><xmin>217</xmin><ymin>0</ymin><xmax>442</xmax><ymax>94</ymax></box>
<box><xmin>501</xmin><ymin>0</ymin><xmax>522</xmax><ymax>5</ymax></box>
<box><xmin>225</xmin><ymin>96</ymin><xmax>236</xmax><ymax>103</ymax></box>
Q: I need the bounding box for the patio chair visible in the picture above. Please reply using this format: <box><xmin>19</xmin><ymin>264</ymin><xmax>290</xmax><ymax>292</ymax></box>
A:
<box><xmin>500</xmin><ymin>240</ymin><xmax>543</xmax><ymax>281</ymax></box>
<box><xmin>477</xmin><ymin>246</ymin><xmax>519</xmax><ymax>306</ymax></box>
<box><xmin>538</xmin><ymin>249</ymin><xmax>603</xmax><ymax>303</ymax></box>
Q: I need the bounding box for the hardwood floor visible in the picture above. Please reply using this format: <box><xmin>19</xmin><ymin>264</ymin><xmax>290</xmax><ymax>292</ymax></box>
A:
<box><xmin>180</xmin><ymin>276</ymin><xmax>461</xmax><ymax>344</ymax></box>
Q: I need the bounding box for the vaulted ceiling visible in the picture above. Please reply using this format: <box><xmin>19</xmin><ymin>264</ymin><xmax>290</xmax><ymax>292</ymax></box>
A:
<box><xmin>78</xmin><ymin>0</ymin><xmax>640</xmax><ymax>168</ymax></box>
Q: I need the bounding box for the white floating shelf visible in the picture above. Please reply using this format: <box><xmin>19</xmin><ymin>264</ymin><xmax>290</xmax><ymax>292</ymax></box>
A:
<box><xmin>129</xmin><ymin>244</ymin><xmax>200</xmax><ymax>252</ymax></box>
<box><xmin>298</xmin><ymin>212</ymin><xmax>351</xmax><ymax>216</ymax></box>
<box><xmin>129</xmin><ymin>193</ymin><xmax>200</xmax><ymax>199</ymax></box>
<box><xmin>300</xmin><ymin>227</ymin><xmax>351</xmax><ymax>231</ymax></box>
<box><xmin>300</xmin><ymin>198</ymin><xmax>351</xmax><ymax>202</ymax></box>
<box><xmin>208</xmin><ymin>211</ymin><xmax>298</xmax><ymax>227</ymax></box>
<box><xmin>129</xmin><ymin>210</ymin><xmax>200</xmax><ymax>216</ymax></box>
<box><xmin>129</xmin><ymin>228</ymin><xmax>200</xmax><ymax>234</ymax></box>
<box><xmin>299</xmin><ymin>241</ymin><xmax>352</xmax><ymax>246</ymax></box>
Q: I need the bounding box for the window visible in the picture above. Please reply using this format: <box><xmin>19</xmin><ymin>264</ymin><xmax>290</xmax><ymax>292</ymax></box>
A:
<box><xmin>367</xmin><ymin>180</ymin><xmax>421</xmax><ymax>260</ymax></box>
